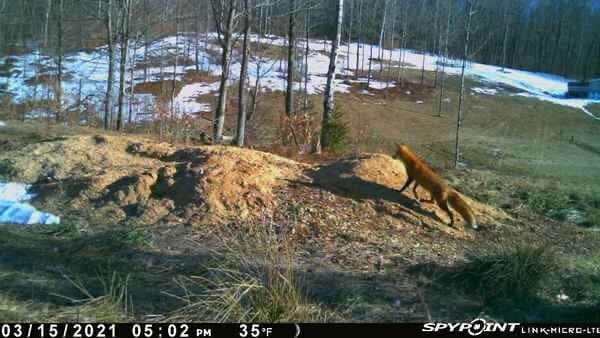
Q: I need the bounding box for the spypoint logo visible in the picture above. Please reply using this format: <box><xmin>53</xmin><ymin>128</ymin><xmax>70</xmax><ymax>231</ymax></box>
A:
<box><xmin>468</xmin><ymin>319</ymin><xmax>487</xmax><ymax>336</ymax></box>
<box><xmin>422</xmin><ymin>318</ymin><xmax>520</xmax><ymax>336</ymax></box>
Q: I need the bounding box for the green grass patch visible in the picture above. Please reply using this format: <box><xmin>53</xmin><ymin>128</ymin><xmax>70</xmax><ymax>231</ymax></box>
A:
<box><xmin>109</xmin><ymin>226</ymin><xmax>150</xmax><ymax>249</ymax></box>
<box><xmin>588</xmin><ymin>103</ymin><xmax>600</xmax><ymax>118</ymax></box>
<box><xmin>447</xmin><ymin>244</ymin><xmax>559</xmax><ymax>304</ymax></box>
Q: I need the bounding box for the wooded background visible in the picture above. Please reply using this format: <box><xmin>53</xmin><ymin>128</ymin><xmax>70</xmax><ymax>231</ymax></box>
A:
<box><xmin>1</xmin><ymin>0</ymin><xmax>599</xmax><ymax>80</ymax></box>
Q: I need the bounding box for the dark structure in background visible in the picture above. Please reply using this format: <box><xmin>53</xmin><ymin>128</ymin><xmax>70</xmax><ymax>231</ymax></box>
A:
<box><xmin>567</xmin><ymin>79</ymin><xmax>600</xmax><ymax>99</ymax></box>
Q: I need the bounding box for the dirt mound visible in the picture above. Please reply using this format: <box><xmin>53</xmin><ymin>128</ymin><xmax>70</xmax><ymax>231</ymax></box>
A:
<box><xmin>341</xmin><ymin>153</ymin><xmax>408</xmax><ymax>188</ymax></box>
<box><xmin>0</xmin><ymin>134</ymin><xmax>307</xmax><ymax>225</ymax></box>
<box><xmin>122</xmin><ymin>145</ymin><xmax>307</xmax><ymax>223</ymax></box>
<box><xmin>0</xmin><ymin>134</ymin><xmax>162</xmax><ymax>184</ymax></box>
<box><xmin>0</xmin><ymin>132</ymin><xmax>506</xmax><ymax>235</ymax></box>
<box><xmin>306</xmin><ymin>153</ymin><xmax>507</xmax><ymax>234</ymax></box>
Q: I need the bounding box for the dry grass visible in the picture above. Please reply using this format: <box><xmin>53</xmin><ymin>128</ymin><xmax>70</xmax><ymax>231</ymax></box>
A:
<box><xmin>181</xmin><ymin>70</ymin><xmax>219</xmax><ymax>85</ymax></box>
<box><xmin>167</xmin><ymin>226</ymin><xmax>339</xmax><ymax>322</ymax></box>
<box><xmin>446</xmin><ymin>244</ymin><xmax>559</xmax><ymax>303</ymax></box>
<box><xmin>134</xmin><ymin>80</ymin><xmax>184</xmax><ymax>99</ymax></box>
<box><xmin>52</xmin><ymin>271</ymin><xmax>132</xmax><ymax>322</ymax></box>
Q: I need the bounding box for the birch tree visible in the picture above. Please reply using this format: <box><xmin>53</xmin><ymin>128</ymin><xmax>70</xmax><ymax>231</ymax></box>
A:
<box><xmin>321</xmin><ymin>0</ymin><xmax>344</xmax><ymax>150</ymax></box>
<box><xmin>454</xmin><ymin>0</ymin><xmax>476</xmax><ymax>168</ymax></box>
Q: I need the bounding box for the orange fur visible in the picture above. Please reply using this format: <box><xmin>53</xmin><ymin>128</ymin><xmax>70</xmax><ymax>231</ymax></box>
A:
<box><xmin>393</xmin><ymin>144</ymin><xmax>478</xmax><ymax>229</ymax></box>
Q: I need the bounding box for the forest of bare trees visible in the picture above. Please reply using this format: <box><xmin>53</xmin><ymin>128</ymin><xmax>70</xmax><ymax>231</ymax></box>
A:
<box><xmin>1</xmin><ymin>0</ymin><xmax>598</xmax><ymax>80</ymax></box>
<box><xmin>0</xmin><ymin>0</ymin><xmax>599</xmax><ymax>153</ymax></box>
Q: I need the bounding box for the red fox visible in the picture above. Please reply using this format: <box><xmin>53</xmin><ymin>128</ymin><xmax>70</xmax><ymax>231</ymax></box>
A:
<box><xmin>393</xmin><ymin>144</ymin><xmax>479</xmax><ymax>230</ymax></box>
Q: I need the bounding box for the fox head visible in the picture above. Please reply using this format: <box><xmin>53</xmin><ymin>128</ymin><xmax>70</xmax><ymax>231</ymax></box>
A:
<box><xmin>393</xmin><ymin>143</ymin><xmax>412</xmax><ymax>161</ymax></box>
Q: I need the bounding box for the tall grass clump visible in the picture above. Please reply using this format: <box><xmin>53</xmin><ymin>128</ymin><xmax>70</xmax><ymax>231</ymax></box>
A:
<box><xmin>447</xmin><ymin>244</ymin><xmax>559</xmax><ymax>304</ymax></box>
<box><xmin>53</xmin><ymin>271</ymin><xmax>132</xmax><ymax>322</ymax></box>
<box><xmin>168</xmin><ymin>226</ymin><xmax>337</xmax><ymax>322</ymax></box>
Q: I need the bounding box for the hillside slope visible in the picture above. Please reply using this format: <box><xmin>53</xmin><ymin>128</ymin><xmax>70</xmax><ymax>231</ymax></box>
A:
<box><xmin>0</xmin><ymin>122</ymin><xmax>597</xmax><ymax>322</ymax></box>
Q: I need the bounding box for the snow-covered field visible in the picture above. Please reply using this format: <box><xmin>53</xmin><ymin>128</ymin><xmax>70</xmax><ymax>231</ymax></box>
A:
<box><xmin>0</xmin><ymin>33</ymin><xmax>598</xmax><ymax>122</ymax></box>
<box><xmin>0</xmin><ymin>182</ymin><xmax>60</xmax><ymax>225</ymax></box>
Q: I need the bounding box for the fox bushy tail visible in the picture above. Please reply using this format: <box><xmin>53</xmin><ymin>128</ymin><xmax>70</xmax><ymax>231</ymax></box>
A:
<box><xmin>447</xmin><ymin>190</ymin><xmax>478</xmax><ymax>229</ymax></box>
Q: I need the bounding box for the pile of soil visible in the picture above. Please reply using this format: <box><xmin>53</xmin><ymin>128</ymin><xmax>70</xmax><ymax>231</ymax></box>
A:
<box><xmin>0</xmin><ymin>133</ymin><xmax>507</xmax><ymax>237</ymax></box>
<box><xmin>305</xmin><ymin>154</ymin><xmax>507</xmax><ymax>235</ymax></box>
<box><xmin>0</xmin><ymin>134</ymin><xmax>307</xmax><ymax>225</ymax></box>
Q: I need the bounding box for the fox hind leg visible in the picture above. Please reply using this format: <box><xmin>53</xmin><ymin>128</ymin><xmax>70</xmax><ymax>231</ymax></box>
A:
<box><xmin>421</xmin><ymin>193</ymin><xmax>435</xmax><ymax>204</ymax></box>
<box><xmin>412</xmin><ymin>183</ymin><xmax>420</xmax><ymax>200</ymax></box>
<box><xmin>437</xmin><ymin>198</ymin><xmax>455</xmax><ymax>226</ymax></box>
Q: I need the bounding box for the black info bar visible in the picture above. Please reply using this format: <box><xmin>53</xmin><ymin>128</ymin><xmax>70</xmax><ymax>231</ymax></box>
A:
<box><xmin>1</xmin><ymin>322</ymin><xmax>599</xmax><ymax>338</ymax></box>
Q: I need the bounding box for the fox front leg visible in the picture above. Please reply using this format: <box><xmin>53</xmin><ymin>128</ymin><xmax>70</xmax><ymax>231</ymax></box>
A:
<box><xmin>399</xmin><ymin>177</ymin><xmax>414</xmax><ymax>193</ymax></box>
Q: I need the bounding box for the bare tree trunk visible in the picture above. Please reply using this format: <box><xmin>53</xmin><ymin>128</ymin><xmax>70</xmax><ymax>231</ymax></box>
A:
<box><xmin>437</xmin><ymin>0</ymin><xmax>451</xmax><ymax>118</ymax></box>
<box><xmin>214</xmin><ymin>37</ymin><xmax>231</xmax><ymax>143</ymax></box>
<box><xmin>204</xmin><ymin>0</ymin><xmax>210</xmax><ymax>72</ymax></box>
<box><xmin>385</xmin><ymin>7</ymin><xmax>395</xmax><ymax>88</ymax></box>
<box><xmin>420</xmin><ymin>52</ymin><xmax>426</xmax><ymax>85</ymax></box>
<box><xmin>128</xmin><ymin>32</ymin><xmax>138</xmax><ymax>124</ymax></box>
<box><xmin>236</xmin><ymin>0</ymin><xmax>251</xmax><ymax>147</ymax></box>
<box><xmin>397</xmin><ymin>1</ymin><xmax>408</xmax><ymax>86</ymax></box>
<box><xmin>117</xmin><ymin>0</ymin><xmax>132</xmax><ymax>131</ymax></box>
<box><xmin>356</xmin><ymin>0</ymin><xmax>362</xmax><ymax>72</ymax></box>
<box><xmin>433</xmin><ymin>0</ymin><xmax>440</xmax><ymax>87</ymax></box>
<box><xmin>501</xmin><ymin>4</ymin><xmax>510</xmax><ymax>72</ymax></box>
<box><xmin>249</xmin><ymin>3</ymin><xmax>265</xmax><ymax>121</ymax></box>
<box><xmin>105</xmin><ymin>0</ymin><xmax>115</xmax><ymax>129</ymax></box>
<box><xmin>321</xmin><ymin>0</ymin><xmax>344</xmax><ymax>150</ymax></box>
<box><xmin>143</xmin><ymin>0</ymin><xmax>149</xmax><ymax>82</ymax></box>
<box><xmin>367</xmin><ymin>43</ymin><xmax>373</xmax><ymax>87</ymax></box>
<box><xmin>346</xmin><ymin>0</ymin><xmax>353</xmax><ymax>71</ymax></box>
<box><xmin>285</xmin><ymin>0</ymin><xmax>296</xmax><ymax>116</ymax></box>
<box><xmin>455</xmin><ymin>0</ymin><xmax>474</xmax><ymax>168</ymax></box>
<box><xmin>303</xmin><ymin>1</ymin><xmax>311</xmax><ymax>109</ymax></box>
<box><xmin>211</xmin><ymin>0</ymin><xmax>237</xmax><ymax>144</ymax></box>
<box><xmin>56</xmin><ymin>0</ymin><xmax>64</xmax><ymax>122</ymax></box>
<box><xmin>44</xmin><ymin>0</ymin><xmax>52</xmax><ymax>48</ymax></box>
<box><xmin>194</xmin><ymin>4</ymin><xmax>200</xmax><ymax>72</ymax></box>
<box><xmin>378</xmin><ymin>0</ymin><xmax>388</xmax><ymax>62</ymax></box>
<box><xmin>171</xmin><ymin>0</ymin><xmax>180</xmax><ymax>115</ymax></box>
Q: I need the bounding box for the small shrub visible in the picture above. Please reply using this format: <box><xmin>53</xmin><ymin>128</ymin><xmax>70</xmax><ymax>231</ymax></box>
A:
<box><xmin>45</xmin><ymin>222</ymin><xmax>81</xmax><ymax>237</ymax></box>
<box><xmin>447</xmin><ymin>244</ymin><xmax>558</xmax><ymax>304</ymax></box>
<box><xmin>321</xmin><ymin>105</ymin><xmax>348</xmax><ymax>153</ymax></box>
<box><xmin>580</xmin><ymin>209</ymin><xmax>600</xmax><ymax>228</ymax></box>
<box><xmin>109</xmin><ymin>226</ymin><xmax>149</xmax><ymax>248</ymax></box>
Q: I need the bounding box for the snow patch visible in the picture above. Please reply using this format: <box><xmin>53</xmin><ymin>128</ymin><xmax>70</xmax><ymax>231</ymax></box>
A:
<box><xmin>0</xmin><ymin>183</ymin><xmax>60</xmax><ymax>225</ymax></box>
<box><xmin>1</xmin><ymin>33</ymin><xmax>599</xmax><ymax>121</ymax></box>
<box><xmin>173</xmin><ymin>82</ymin><xmax>220</xmax><ymax>115</ymax></box>
<box><xmin>472</xmin><ymin>87</ymin><xmax>498</xmax><ymax>95</ymax></box>
<box><xmin>513</xmin><ymin>92</ymin><xmax>599</xmax><ymax>120</ymax></box>
<box><xmin>0</xmin><ymin>121</ymin><xmax>6</xmax><ymax>127</ymax></box>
